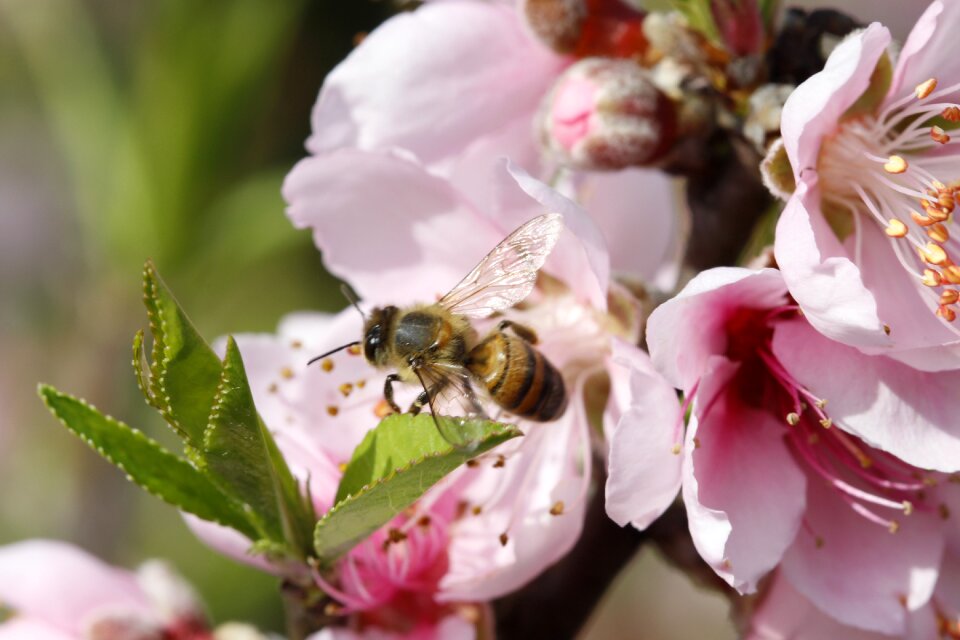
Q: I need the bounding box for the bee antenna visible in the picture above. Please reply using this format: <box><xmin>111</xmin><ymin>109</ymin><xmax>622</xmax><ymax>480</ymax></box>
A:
<box><xmin>340</xmin><ymin>284</ymin><xmax>366</xmax><ymax>319</ymax></box>
<box><xmin>307</xmin><ymin>341</ymin><xmax>361</xmax><ymax>366</ymax></box>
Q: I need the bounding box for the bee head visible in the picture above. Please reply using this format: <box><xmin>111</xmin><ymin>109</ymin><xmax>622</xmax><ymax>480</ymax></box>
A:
<box><xmin>362</xmin><ymin>306</ymin><xmax>398</xmax><ymax>366</ymax></box>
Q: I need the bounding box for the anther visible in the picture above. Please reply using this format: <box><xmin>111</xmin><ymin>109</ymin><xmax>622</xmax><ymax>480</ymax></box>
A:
<box><xmin>937</xmin><ymin>305</ymin><xmax>957</xmax><ymax>322</ymax></box>
<box><xmin>943</xmin><ymin>265</ymin><xmax>960</xmax><ymax>284</ymax></box>
<box><xmin>693</xmin><ymin>437</ymin><xmax>702</xmax><ymax>448</ymax></box>
<box><xmin>943</xmin><ymin>106</ymin><xmax>960</xmax><ymax>122</ymax></box>
<box><xmin>471</xmin><ymin>505</ymin><xmax>483</xmax><ymax>516</ymax></box>
<box><xmin>915</xmin><ymin>78</ymin><xmax>937</xmax><ymax>99</ymax></box>
<box><xmin>922</xmin><ymin>242</ymin><xmax>948</xmax><ymax>265</ymax></box>
<box><xmin>884</xmin><ymin>219</ymin><xmax>908</xmax><ymax>237</ymax></box>
<box><xmin>499</xmin><ymin>533</ymin><xmax>509</xmax><ymax>546</ymax></box>
<box><xmin>819</xmin><ymin>418</ymin><xmax>833</xmax><ymax>429</ymax></box>
<box><xmin>338</xmin><ymin>462</ymin><xmax>348</xmax><ymax>473</ymax></box>
<box><xmin>902</xmin><ymin>501</ymin><xmax>914</xmax><ymax>516</ymax></box>
<box><xmin>550</xmin><ymin>501</ymin><xmax>565</xmax><ymax>516</ymax></box>
<box><xmin>327</xmin><ymin>405</ymin><xmax>339</xmax><ymax>417</ymax></box>
<box><xmin>922</xmin><ymin>269</ymin><xmax>942</xmax><ymax>287</ymax></box>
<box><xmin>911</xmin><ymin>210</ymin><xmax>936</xmax><ymax>227</ymax></box>
<box><xmin>347</xmin><ymin>345</ymin><xmax>361</xmax><ymax>356</ymax></box>
<box><xmin>280</xmin><ymin>367</ymin><xmax>295</xmax><ymax>380</ymax></box>
<box><xmin>883</xmin><ymin>324</ymin><xmax>891</xmax><ymax>335</ymax></box>
<box><xmin>466</xmin><ymin>459</ymin><xmax>479</xmax><ymax>468</ymax></box>
<box><xmin>290</xmin><ymin>340</ymin><xmax>303</xmax><ymax>349</ymax></box>
<box><xmin>888</xmin><ymin>520</ymin><xmax>900</xmax><ymax>534</ymax></box>
<box><xmin>267</xmin><ymin>383</ymin><xmax>278</xmax><ymax>393</ymax></box>
<box><xmin>356</xmin><ymin>380</ymin><xmax>366</xmax><ymax>389</ymax></box>
<box><xmin>324</xmin><ymin>603</ymin><xmax>343</xmax><ymax>616</ymax></box>
<box><xmin>883</xmin><ymin>155</ymin><xmax>908</xmax><ymax>174</ymax></box>
<box><xmin>940</xmin><ymin>289</ymin><xmax>959</xmax><ymax>305</ymax></box>
<box><xmin>417</xmin><ymin>515</ymin><xmax>432</xmax><ymax>528</ymax></box>
<box><xmin>939</xmin><ymin>504</ymin><xmax>951</xmax><ymax>519</ymax></box>
<box><xmin>493</xmin><ymin>455</ymin><xmax>506</xmax><ymax>468</ymax></box>
<box><xmin>815</xmin><ymin>399</ymin><xmax>827</xmax><ymax>409</ymax></box>
<box><xmin>321</xmin><ymin>358</ymin><xmax>334</xmax><ymax>372</ymax></box>
<box><xmin>786</xmin><ymin>412</ymin><xmax>800</xmax><ymax>425</ymax></box>
<box><xmin>338</xmin><ymin>382</ymin><xmax>354</xmax><ymax>397</ymax></box>
<box><xmin>931</xmin><ymin>126</ymin><xmax>951</xmax><ymax>144</ymax></box>
<box><xmin>928</xmin><ymin>223</ymin><xmax>950</xmax><ymax>243</ymax></box>
<box><xmin>671</xmin><ymin>443</ymin><xmax>681</xmax><ymax>455</ymax></box>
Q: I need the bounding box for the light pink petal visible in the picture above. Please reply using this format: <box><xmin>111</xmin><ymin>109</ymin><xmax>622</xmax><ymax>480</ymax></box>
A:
<box><xmin>780</xmin><ymin>23</ymin><xmax>891</xmax><ymax>173</ymax></box>
<box><xmin>572</xmin><ymin>168</ymin><xmax>685</xmax><ymax>290</ymax></box>
<box><xmin>307</xmin><ymin>1</ymin><xmax>566</xmax><ymax>166</ymax></box>
<box><xmin>683</xmin><ymin>356</ymin><xmax>806</xmax><ymax>594</ymax></box>
<box><xmin>888</xmin><ymin>2</ymin><xmax>960</xmax><ymax>102</ymax></box>
<box><xmin>181</xmin><ymin>516</ymin><xmax>277</xmax><ymax>575</ymax></box>
<box><xmin>500</xmin><ymin>161</ymin><xmax>609</xmax><ymax>310</ymax></box>
<box><xmin>0</xmin><ymin>540</ymin><xmax>150</xmax><ymax>633</ymax></box>
<box><xmin>646</xmin><ymin>267</ymin><xmax>787</xmax><ymax>390</ymax></box>
<box><xmin>439</xmin><ymin>377</ymin><xmax>590</xmax><ymax>601</ymax></box>
<box><xmin>774</xmin><ymin>177</ymin><xmax>891</xmax><ymax>351</ymax></box>
<box><xmin>284</xmin><ymin>149</ymin><xmax>503</xmax><ymax>306</ymax></box>
<box><xmin>605</xmin><ymin>339</ymin><xmax>683</xmax><ymax>530</ymax></box>
<box><xmin>0</xmin><ymin>620</ymin><xmax>75</xmax><ymax>640</ymax></box>
<box><xmin>781</xmin><ymin>479</ymin><xmax>942</xmax><ymax>635</ymax></box>
<box><xmin>772</xmin><ymin>319</ymin><xmax>960</xmax><ymax>473</ymax></box>
<box><xmin>747</xmin><ymin>571</ymin><xmax>894</xmax><ymax>640</ymax></box>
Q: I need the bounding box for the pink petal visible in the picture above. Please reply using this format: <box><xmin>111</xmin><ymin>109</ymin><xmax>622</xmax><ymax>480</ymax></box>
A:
<box><xmin>572</xmin><ymin>168</ymin><xmax>685</xmax><ymax>290</ymax></box>
<box><xmin>181</xmin><ymin>516</ymin><xmax>277</xmax><ymax>575</ymax></box>
<box><xmin>683</xmin><ymin>357</ymin><xmax>807</xmax><ymax>594</ymax></box>
<box><xmin>0</xmin><ymin>620</ymin><xmax>75</xmax><ymax>640</ymax></box>
<box><xmin>780</xmin><ymin>24</ymin><xmax>891</xmax><ymax>174</ymax></box>
<box><xmin>774</xmin><ymin>177</ymin><xmax>891</xmax><ymax>351</ymax></box>
<box><xmin>307</xmin><ymin>1</ymin><xmax>565</xmax><ymax>167</ymax></box>
<box><xmin>772</xmin><ymin>319</ymin><xmax>960</xmax><ymax>473</ymax></box>
<box><xmin>0</xmin><ymin>540</ymin><xmax>150</xmax><ymax>633</ymax></box>
<box><xmin>747</xmin><ymin>571</ymin><xmax>894</xmax><ymax>640</ymax></box>
<box><xmin>283</xmin><ymin>149</ymin><xmax>502</xmax><ymax>305</ymax></box>
<box><xmin>781</xmin><ymin>479</ymin><xmax>943</xmax><ymax>635</ymax></box>
<box><xmin>604</xmin><ymin>339</ymin><xmax>683</xmax><ymax>530</ymax></box>
<box><xmin>646</xmin><ymin>267</ymin><xmax>788</xmax><ymax>391</ymax></box>
<box><xmin>888</xmin><ymin>2</ymin><xmax>960</xmax><ymax>103</ymax></box>
<box><xmin>499</xmin><ymin>161</ymin><xmax>609</xmax><ymax>310</ymax></box>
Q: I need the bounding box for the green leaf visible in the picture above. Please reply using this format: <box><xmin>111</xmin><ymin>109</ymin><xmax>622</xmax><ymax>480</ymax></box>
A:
<box><xmin>141</xmin><ymin>260</ymin><xmax>223</xmax><ymax>448</ymax></box>
<box><xmin>669</xmin><ymin>0</ymin><xmax>720</xmax><ymax>43</ymax></box>
<box><xmin>199</xmin><ymin>337</ymin><xmax>316</xmax><ymax>558</ymax></box>
<box><xmin>315</xmin><ymin>414</ymin><xmax>522</xmax><ymax>563</ymax></box>
<box><xmin>38</xmin><ymin>384</ymin><xmax>258</xmax><ymax>540</ymax></box>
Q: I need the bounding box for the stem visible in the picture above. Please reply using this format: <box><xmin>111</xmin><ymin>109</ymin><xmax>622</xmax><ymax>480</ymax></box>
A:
<box><xmin>281</xmin><ymin>579</ymin><xmax>333</xmax><ymax>640</ymax></box>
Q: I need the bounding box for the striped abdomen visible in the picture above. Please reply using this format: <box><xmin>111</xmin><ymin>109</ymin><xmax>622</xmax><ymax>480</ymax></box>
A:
<box><xmin>466</xmin><ymin>333</ymin><xmax>567</xmax><ymax>422</ymax></box>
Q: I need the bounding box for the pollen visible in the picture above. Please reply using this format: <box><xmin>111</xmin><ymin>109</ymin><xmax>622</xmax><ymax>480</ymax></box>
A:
<box><xmin>786</xmin><ymin>412</ymin><xmax>800</xmax><ymax>426</ymax></box>
<box><xmin>321</xmin><ymin>358</ymin><xmax>334</xmax><ymax>372</ymax></box>
<box><xmin>931</xmin><ymin>126</ymin><xmax>951</xmax><ymax>144</ymax></box>
<box><xmin>885</xmin><ymin>219</ymin><xmax>908</xmax><ymax>237</ymax></box>
<box><xmin>883</xmin><ymin>155</ymin><xmax>908</xmax><ymax>174</ymax></box>
<box><xmin>347</xmin><ymin>344</ymin><xmax>361</xmax><ymax>356</ymax></box>
<box><xmin>327</xmin><ymin>405</ymin><xmax>339</xmax><ymax>416</ymax></box>
<box><xmin>280</xmin><ymin>367</ymin><xmax>294</xmax><ymax>380</ymax></box>
<box><xmin>928</xmin><ymin>223</ymin><xmax>950</xmax><ymax>243</ymax></box>
<box><xmin>922</xmin><ymin>242</ymin><xmax>948</xmax><ymax>265</ymax></box>
<box><xmin>943</xmin><ymin>106</ymin><xmax>960</xmax><ymax>122</ymax></box>
<box><xmin>915</xmin><ymin>78</ymin><xmax>937</xmax><ymax>99</ymax></box>
<box><xmin>550</xmin><ymin>501</ymin><xmax>565</xmax><ymax>516</ymax></box>
<box><xmin>338</xmin><ymin>382</ymin><xmax>354</xmax><ymax>397</ymax></box>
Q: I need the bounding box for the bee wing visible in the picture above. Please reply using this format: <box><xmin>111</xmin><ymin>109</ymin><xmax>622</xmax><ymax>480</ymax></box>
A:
<box><xmin>438</xmin><ymin>213</ymin><xmax>564</xmax><ymax>318</ymax></box>
<box><xmin>412</xmin><ymin>360</ymin><xmax>493</xmax><ymax>450</ymax></box>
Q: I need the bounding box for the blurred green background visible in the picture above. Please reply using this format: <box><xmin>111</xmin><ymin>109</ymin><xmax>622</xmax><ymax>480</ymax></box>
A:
<box><xmin>0</xmin><ymin>0</ymin><xmax>736</xmax><ymax>635</ymax></box>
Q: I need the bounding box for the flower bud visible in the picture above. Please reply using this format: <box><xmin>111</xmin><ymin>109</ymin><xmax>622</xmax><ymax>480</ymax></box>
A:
<box><xmin>522</xmin><ymin>0</ymin><xmax>587</xmax><ymax>53</ymax></box>
<box><xmin>522</xmin><ymin>0</ymin><xmax>647</xmax><ymax>57</ymax></box>
<box><xmin>537</xmin><ymin>58</ymin><xmax>676</xmax><ymax>170</ymax></box>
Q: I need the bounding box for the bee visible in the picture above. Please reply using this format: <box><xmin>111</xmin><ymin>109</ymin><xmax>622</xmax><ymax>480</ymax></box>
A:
<box><xmin>311</xmin><ymin>213</ymin><xmax>568</xmax><ymax>446</ymax></box>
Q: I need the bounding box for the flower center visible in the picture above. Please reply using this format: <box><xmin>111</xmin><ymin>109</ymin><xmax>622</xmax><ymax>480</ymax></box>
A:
<box><xmin>819</xmin><ymin>77</ymin><xmax>960</xmax><ymax>325</ymax></box>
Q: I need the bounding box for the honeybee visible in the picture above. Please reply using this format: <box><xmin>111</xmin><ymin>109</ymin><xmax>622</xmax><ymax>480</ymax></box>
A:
<box><xmin>311</xmin><ymin>213</ymin><xmax>568</xmax><ymax>446</ymax></box>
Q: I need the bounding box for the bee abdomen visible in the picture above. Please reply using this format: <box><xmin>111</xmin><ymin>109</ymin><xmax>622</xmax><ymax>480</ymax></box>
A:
<box><xmin>468</xmin><ymin>334</ymin><xmax>567</xmax><ymax>422</ymax></box>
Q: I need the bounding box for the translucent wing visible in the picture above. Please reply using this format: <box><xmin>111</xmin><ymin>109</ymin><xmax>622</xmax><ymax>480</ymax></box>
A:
<box><xmin>412</xmin><ymin>360</ymin><xmax>492</xmax><ymax>451</ymax></box>
<box><xmin>438</xmin><ymin>213</ymin><xmax>564</xmax><ymax>319</ymax></box>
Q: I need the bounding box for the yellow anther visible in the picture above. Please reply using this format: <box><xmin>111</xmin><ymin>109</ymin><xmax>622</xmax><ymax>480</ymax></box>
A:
<box><xmin>888</xmin><ymin>520</ymin><xmax>900</xmax><ymax>534</ymax></box>
<box><xmin>937</xmin><ymin>305</ymin><xmax>957</xmax><ymax>322</ymax></box>
<box><xmin>321</xmin><ymin>358</ymin><xmax>334</xmax><ymax>372</ymax></box>
<box><xmin>347</xmin><ymin>344</ymin><xmax>362</xmax><ymax>356</ymax></box>
<box><xmin>915</xmin><ymin>78</ymin><xmax>937</xmax><ymax>99</ymax></box>
<box><xmin>549</xmin><ymin>501</ymin><xmax>565</xmax><ymax>516</ymax></box>
<box><xmin>902</xmin><ymin>501</ymin><xmax>914</xmax><ymax>516</ymax></box>
<box><xmin>911</xmin><ymin>210</ymin><xmax>935</xmax><ymax>227</ymax></box>
<box><xmin>940</xmin><ymin>289</ymin><xmax>959</xmax><ymax>305</ymax></box>
<box><xmin>671</xmin><ymin>443</ymin><xmax>681</xmax><ymax>455</ymax></box>
<box><xmin>815</xmin><ymin>399</ymin><xmax>827</xmax><ymax>409</ymax></box>
<box><xmin>884</xmin><ymin>155</ymin><xmax>908</xmax><ymax>174</ymax></box>
<box><xmin>884</xmin><ymin>218</ymin><xmax>908</xmax><ymax>237</ymax></box>
<box><xmin>931</xmin><ymin>126</ymin><xmax>951</xmax><ymax>144</ymax></box>
<box><xmin>338</xmin><ymin>382</ymin><xmax>354</xmax><ymax>397</ymax></box>
<box><xmin>922</xmin><ymin>268</ymin><xmax>941</xmax><ymax>287</ymax></box>
<box><xmin>922</xmin><ymin>242</ymin><xmax>948</xmax><ymax>265</ymax></box>
<box><xmin>280</xmin><ymin>366</ymin><xmax>294</xmax><ymax>380</ymax></box>
<box><xmin>943</xmin><ymin>265</ymin><xmax>960</xmax><ymax>284</ymax></box>
<box><xmin>290</xmin><ymin>339</ymin><xmax>303</xmax><ymax>349</ymax></box>
<box><xmin>819</xmin><ymin>418</ymin><xmax>833</xmax><ymax>429</ymax></box>
<box><xmin>786</xmin><ymin>412</ymin><xmax>800</xmax><ymax>426</ymax></box>
<box><xmin>327</xmin><ymin>405</ymin><xmax>339</xmax><ymax>416</ymax></box>
<box><xmin>928</xmin><ymin>223</ymin><xmax>950</xmax><ymax>243</ymax></box>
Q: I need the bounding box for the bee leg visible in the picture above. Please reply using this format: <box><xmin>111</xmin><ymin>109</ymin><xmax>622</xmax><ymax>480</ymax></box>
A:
<box><xmin>408</xmin><ymin>390</ymin><xmax>429</xmax><ymax>416</ymax></box>
<box><xmin>383</xmin><ymin>373</ymin><xmax>403</xmax><ymax>415</ymax></box>
<box><xmin>496</xmin><ymin>320</ymin><xmax>539</xmax><ymax>344</ymax></box>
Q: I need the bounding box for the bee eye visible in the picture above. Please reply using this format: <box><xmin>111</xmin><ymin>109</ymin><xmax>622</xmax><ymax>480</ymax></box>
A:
<box><xmin>364</xmin><ymin>325</ymin><xmax>381</xmax><ymax>362</ymax></box>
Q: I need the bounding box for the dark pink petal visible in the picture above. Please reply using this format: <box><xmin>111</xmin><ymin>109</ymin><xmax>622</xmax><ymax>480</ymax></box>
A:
<box><xmin>646</xmin><ymin>268</ymin><xmax>787</xmax><ymax>390</ymax></box>
<box><xmin>683</xmin><ymin>357</ymin><xmax>807</xmax><ymax>594</ymax></box>
<box><xmin>772</xmin><ymin>319</ymin><xmax>960</xmax><ymax>473</ymax></box>
<box><xmin>307</xmin><ymin>1</ymin><xmax>565</xmax><ymax>167</ymax></box>
<box><xmin>780</xmin><ymin>24</ymin><xmax>891</xmax><ymax>174</ymax></box>
<box><xmin>888</xmin><ymin>2</ymin><xmax>960</xmax><ymax>102</ymax></box>
<box><xmin>781</xmin><ymin>479</ymin><xmax>943</xmax><ymax>634</ymax></box>
<box><xmin>284</xmin><ymin>149</ymin><xmax>502</xmax><ymax>305</ymax></box>
<box><xmin>774</xmin><ymin>178</ymin><xmax>891</xmax><ymax>351</ymax></box>
<box><xmin>605</xmin><ymin>339</ymin><xmax>683</xmax><ymax>530</ymax></box>
<box><xmin>0</xmin><ymin>540</ymin><xmax>151</xmax><ymax>633</ymax></box>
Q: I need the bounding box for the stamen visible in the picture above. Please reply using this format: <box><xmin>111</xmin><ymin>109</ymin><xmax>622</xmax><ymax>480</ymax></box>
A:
<box><xmin>884</xmin><ymin>218</ymin><xmax>908</xmax><ymax>237</ymax></box>
<box><xmin>915</xmin><ymin>78</ymin><xmax>938</xmax><ymax>99</ymax></box>
<box><xmin>922</xmin><ymin>242</ymin><xmax>948</xmax><ymax>265</ymax></box>
<box><xmin>883</xmin><ymin>155</ymin><xmax>908</xmax><ymax>174</ymax></box>
<box><xmin>932</xmin><ymin>126</ymin><xmax>951</xmax><ymax>144</ymax></box>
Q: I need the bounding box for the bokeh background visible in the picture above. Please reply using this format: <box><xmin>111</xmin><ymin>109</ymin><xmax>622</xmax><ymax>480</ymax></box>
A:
<box><xmin>0</xmin><ymin>0</ymin><xmax>923</xmax><ymax>636</ymax></box>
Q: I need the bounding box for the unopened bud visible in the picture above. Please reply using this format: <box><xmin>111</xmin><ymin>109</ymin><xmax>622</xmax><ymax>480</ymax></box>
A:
<box><xmin>522</xmin><ymin>0</ymin><xmax>587</xmax><ymax>54</ymax></box>
<box><xmin>537</xmin><ymin>58</ymin><xmax>675</xmax><ymax>170</ymax></box>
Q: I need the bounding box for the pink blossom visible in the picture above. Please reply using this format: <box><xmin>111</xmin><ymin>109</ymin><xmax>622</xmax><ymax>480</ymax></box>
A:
<box><xmin>611</xmin><ymin>266</ymin><xmax>960</xmax><ymax>634</ymax></box>
<box><xmin>0</xmin><ymin>540</ymin><xmax>211</xmax><ymax>640</ymax></box>
<box><xmin>305</xmin><ymin>0</ymin><xmax>685</xmax><ymax>291</ymax></box>
<box><xmin>774</xmin><ymin>1</ymin><xmax>960</xmax><ymax>371</ymax></box>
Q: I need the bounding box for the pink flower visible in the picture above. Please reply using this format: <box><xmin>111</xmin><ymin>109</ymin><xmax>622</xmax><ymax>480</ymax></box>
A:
<box><xmin>610</xmin><ymin>266</ymin><xmax>960</xmax><ymax>634</ymax></box>
<box><xmin>305</xmin><ymin>0</ymin><xmax>685</xmax><ymax>291</ymax></box>
<box><xmin>774</xmin><ymin>0</ymin><xmax>960</xmax><ymax>371</ymax></box>
<box><xmin>0</xmin><ymin>540</ymin><xmax>213</xmax><ymax>640</ymax></box>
